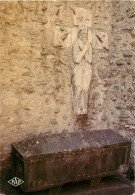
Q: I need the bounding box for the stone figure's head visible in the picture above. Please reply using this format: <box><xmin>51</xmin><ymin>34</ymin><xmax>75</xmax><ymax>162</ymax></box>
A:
<box><xmin>78</xmin><ymin>26</ymin><xmax>88</xmax><ymax>43</ymax></box>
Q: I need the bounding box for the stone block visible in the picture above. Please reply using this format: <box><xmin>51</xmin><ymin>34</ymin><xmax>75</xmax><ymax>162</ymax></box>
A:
<box><xmin>122</xmin><ymin>50</ymin><xmax>133</xmax><ymax>58</ymax></box>
<box><xmin>54</xmin><ymin>26</ymin><xmax>71</xmax><ymax>48</ymax></box>
<box><xmin>12</xmin><ymin>129</ymin><xmax>131</xmax><ymax>192</ymax></box>
<box><xmin>93</xmin><ymin>31</ymin><xmax>108</xmax><ymax>49</ymax></box>
<box><xmin>73</xmin><ymin>7</ymin><xmax>92</xmax><ymax>28</ymax></box>
<box><xmin>2</xmin><ymin>97</ymin><xmax>18</xmax><ymax>106</ymax></box>
<box><xmin>116</xmin><ymin>59</ymin><xmax>125</xmax><ymax>66</ymax></box>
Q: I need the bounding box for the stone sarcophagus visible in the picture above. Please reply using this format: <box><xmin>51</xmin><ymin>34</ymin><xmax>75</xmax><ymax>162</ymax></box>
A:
<box><xmin>12</xmin><ymin>129</ymin><xmax>131</xmax><ymax>192</ymax></box>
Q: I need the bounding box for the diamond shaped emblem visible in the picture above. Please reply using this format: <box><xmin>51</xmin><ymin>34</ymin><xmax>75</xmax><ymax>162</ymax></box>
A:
<box><xmin>8</xmin><ymin>177</ymin><xmax>24</xmax><ymax>187</ymax></box>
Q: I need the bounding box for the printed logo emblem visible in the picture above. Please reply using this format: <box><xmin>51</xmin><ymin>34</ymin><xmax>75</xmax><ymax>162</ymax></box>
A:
<box><xmin>8</xmin><ymin>177</ymin><xmax>24</xmax><ymax>187</ymax></box>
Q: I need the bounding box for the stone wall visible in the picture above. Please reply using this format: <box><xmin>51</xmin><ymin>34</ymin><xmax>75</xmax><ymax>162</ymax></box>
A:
<box><xmin>108</xmin><ymin>1</ymin><xmax>135</xmax><ymax>168</ymax></box>
<box><xmin>0</xmin><ymin>1</ymin><xmax>134</xmax><ymax>177</ymax></box>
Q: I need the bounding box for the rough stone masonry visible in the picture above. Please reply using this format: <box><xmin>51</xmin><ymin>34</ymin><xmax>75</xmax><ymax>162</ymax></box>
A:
<box><xmin>0</xmin><ymin>0</ymin><xmax>135</xmax><ymax>179</ymax></box>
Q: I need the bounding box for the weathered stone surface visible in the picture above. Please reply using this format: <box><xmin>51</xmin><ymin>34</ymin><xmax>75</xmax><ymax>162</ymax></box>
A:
<box><xmin>12</xmin><ymin>129</ymin><xmax>131</xmax><ymax>192</ymax></box>
<box><xmin>116</xmin><ymin>59</ymin><xmax>125</xmax><ymax>66</ymax></box>
<box><xmin>131</xmin><ymin>41</ymin><xmax>135</xmax><ymax>47</ymax></box>
<box><xmin>108</xmin><ymin>1</ymin><xmax>135</xmax><ymax>169</ymax></box>
<box><xmin>72</xmin><ymin>26</ymin><xmax>92</xmax><ymax>115</ymax></box>
<box><xmin>131</xmin><ymin>28</ymin><xmax>135</xmax><ymax>36</ymax></box>
<box><xmin>73</xmin><ymin>7</ymin><xmax>92</xmax><ymax>27</ymax></box>
<box><xmin>2</xmin><ymin>97</ymin><xmax>18</xmax><ymax>106</ymax></box>
<box><xmin>114</xmin><ymin>34</ymin><xmax>122</xmax><ymax>41</ymax></box>
<box><xmin>122</xmin><ymin>50</ymin><xmax>133</xmax><ymax>58</ymax></box>
<box><xmin>72</xmin><ymin>26</ymin><xmax>92</xmax><ymax>44</ymax></box>
<box><xmin>54</xmin><ymin>26</ymin><xmax>71</xmax><ymax>47</ymax></box>
<box><xmin>121</xmin><ymin>24</ymin><xmax>133</xmax><ymax>31</ymax></box>
<box><xmin>93</xmin><ymin>31</ymin><xmax>108</xmax><ymax>49</ymax></box>
<box><xmin>125</xmin><ymin>58</ymin><xmax>131</xmax><ymax>65</ymax></box>
<box><xmin>0</xmin><ymin>0</ymin><xmax>135</xmax><ymax>179</ymax></box>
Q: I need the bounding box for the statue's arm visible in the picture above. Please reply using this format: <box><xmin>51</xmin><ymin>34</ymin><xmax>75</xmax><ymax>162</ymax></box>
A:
<box><xmin>85</xmin><ymin>44</ymin><xmax>92</xmax><ymax>63</ymax></box>
<box><xmin>72</xmin><ymin>42</ymin><xmax>88</xmax><ymax>64</ymax></box>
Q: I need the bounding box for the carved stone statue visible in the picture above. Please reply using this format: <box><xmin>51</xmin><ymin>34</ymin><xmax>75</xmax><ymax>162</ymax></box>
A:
<box><xmin>54</xmin><ymin>26</ymin><xmax>71</xmax><ymax>47</ymax></box>
<box><xmin>72</xmin><ymin>26</ymin><xmax>92</xmax><ymax>115</ymax></box>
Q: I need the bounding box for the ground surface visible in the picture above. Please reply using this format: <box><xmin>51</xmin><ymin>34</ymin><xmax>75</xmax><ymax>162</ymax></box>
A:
<box><xmin>0</xmin><ymin>176</ymin><xmax>134</xmax><ymax>195</ymax></box>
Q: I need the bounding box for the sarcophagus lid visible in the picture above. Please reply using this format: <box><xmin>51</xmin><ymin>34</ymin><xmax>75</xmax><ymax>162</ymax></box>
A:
<box><xmin>12</xmin><ymin>129</ymin><xmax>130</xmax><ymax>159</ymax></box>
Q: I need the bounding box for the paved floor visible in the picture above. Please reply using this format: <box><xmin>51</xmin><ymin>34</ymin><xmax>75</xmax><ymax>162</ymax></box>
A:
<box><xmin>0</xmin><ymin>176</ymin><xmax>134</xmax><ymax>195</ymax></box>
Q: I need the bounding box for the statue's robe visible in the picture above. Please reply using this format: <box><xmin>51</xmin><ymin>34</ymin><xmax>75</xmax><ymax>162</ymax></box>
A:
<box><xmin>72</xmin><ymin>38</ymin><xmax>92</xmax><ymax>115</ymax></box>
